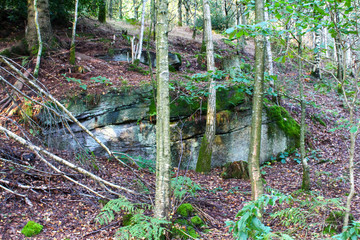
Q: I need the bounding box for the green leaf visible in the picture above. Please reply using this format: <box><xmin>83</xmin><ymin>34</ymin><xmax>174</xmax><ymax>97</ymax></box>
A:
<box><xmin>350</xmin><ymin>126</ymin><xmax>358</xmax><ymax>133</ymax></box>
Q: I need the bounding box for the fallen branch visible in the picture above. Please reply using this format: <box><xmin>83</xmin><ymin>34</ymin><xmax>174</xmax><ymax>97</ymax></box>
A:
<box><xmin>0</xmin><ymin>179</ymin><xmax>65</xmax><ymax>191</ymax></box>
<box><xmin>0</xmin><ymin>126</ymin><xmax>137</xmax><ymax>196</ymax></box>
<box><xmin>0</xmin><ymin>184</ymin><xmax>33</xmax><ymax>207</ymax></box>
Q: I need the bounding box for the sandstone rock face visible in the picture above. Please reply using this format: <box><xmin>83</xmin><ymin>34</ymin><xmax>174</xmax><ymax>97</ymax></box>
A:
<box><xmin>45</xmin><ymin>86</ymin><xmax>298</xmax><ymax>169</ymax></box>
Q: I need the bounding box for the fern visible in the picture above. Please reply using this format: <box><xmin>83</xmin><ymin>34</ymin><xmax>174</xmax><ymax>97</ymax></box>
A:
<box><xmin>116</xmin><ymin>214</ymin><xmax>170</xmax><ymax>240</ymax></box>
<box><xmin>96</xmin><ymin>198</ymin><xmax>146</xmax><ymax>225</ymax></box>
<box><xmin>333</xmin><ymin>221</ymin><xmax>360</xmax><ymax>240</ymax></box>
<box><xmin>171</xmin><ymin>176</ymin><xmax>202</xmax><ymax>200</ymax></box>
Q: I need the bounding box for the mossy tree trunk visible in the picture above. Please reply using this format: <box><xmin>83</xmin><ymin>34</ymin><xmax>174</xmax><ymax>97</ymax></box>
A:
<box><xmin>119</xmin><ymin>0</ymin><xmax>123</xmax><ymax>19</ymax></box>
<box><xmin>69</xmin><ymin>0</ymin><xmax>79</xmax><ymax>65</ymax></box>
<box><xmin>26</xmin><ymin>0</ymin><xmax>52</xmax><ymax>54</ymax></box>
<box><xmin>195</xmin><ymin>0</ymin><xmax>216</xmax><ymax>174</ymax></box>
<box><xmin>298</xmin><ymin>36</ymin><xmax>311</xmax><ymax>191</ymax></box>
<box><xmin>98</xmin><ymin>0</ymin><xmax>106</xmax><ymax>23</ymax></box>
<box><xmin>248</xmin><ymin>0</ymin><xmax>265</xmax><ymax>201</ymax></box>
<box><xmin>109</xmin><ymin>0</ymin><xmax>113</xmax><ymax>19</ymax></box>
<box><xmin>154</xmin><ymin>0</ymin><xmax>171</xmax><ymax>220</ymax></box>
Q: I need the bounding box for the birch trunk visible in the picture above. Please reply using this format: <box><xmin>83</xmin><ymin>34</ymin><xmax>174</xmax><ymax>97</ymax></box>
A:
<box><xmin>154</xmin><ymin>0</ymin><xmax>171</xmax><ymax>220</ymax></box>
<box><xmin>312</xmin><ymin>27</ymin><xmax>321</xmax><ymax>79</ymax></box>
<box><xmin>195</xmin><ymin>0</ymin><xmax>216</xmax><ymax>174</ymax></box>
<box><xmin>33</xmin><ymin>0</ymin><xmax>42</xmax><ymax>78</ymax></box>
<box><xmin>136</xmin><ymin>0</ymin><xmax>147</xmax><ymax>59</ymax></box>
<box><xmin>248</xmin><ymin>0</ymin><xmax>265</xmax><ymax>201</ymax></box>
<box><xmin>69</xmin><ymin>0</ymin><xmax>79</xmax><ymax>65</ymax></box>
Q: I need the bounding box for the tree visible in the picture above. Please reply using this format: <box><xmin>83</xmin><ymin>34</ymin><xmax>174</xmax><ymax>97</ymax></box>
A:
<box><xmin>98</xmin><ymin>0</ymin><xmax>106</xmax><ymax>23</ymax></box>
<box><xmin>195</xmin><ymin>0</ymin><xmax>216</xmax><ymax>174</ymax></box>
<box><xmin>136</xmin><ymin>0</ymin><xmax>147</xmax><ymax>60</ymax></box>
<box><xmin>248</xmin><ymin>0</ymin><xmax>265</xmax><ymax>200</ymax></box>
<box><xmin>154</xmin><ymin>0</ymin><xmax>171</xmax><ymax>220</ymax></box>
<box><xmin>69</xmin><ymin>0</ymin><xmax>80</xmax><ymax>65</ymax></box>
<box><xmin>26</xmin><ymin>0</ymin><xmax>52</xmax><ymax>53</ymax></box>
<box><xmin>33</xmin><ymin>0</ymin><xmax>42</xmax><ymax>77</ymax></box>
<box><xmin>178</xmin><ymin>0</ymin><xmax>182</xmax><ymax>26</ymax></box>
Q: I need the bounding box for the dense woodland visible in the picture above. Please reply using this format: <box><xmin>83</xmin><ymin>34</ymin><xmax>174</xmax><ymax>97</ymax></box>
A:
<box><xmin>0</xmin><ymin>0</ymin><xmax>359</xmax><ymax>239</ymax></box>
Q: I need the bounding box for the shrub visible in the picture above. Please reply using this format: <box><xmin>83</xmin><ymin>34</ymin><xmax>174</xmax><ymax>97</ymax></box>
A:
<box><xmin>21</xmin><ymin>221</ymin><xmax>43</xmax><ymax>237</ymax></box>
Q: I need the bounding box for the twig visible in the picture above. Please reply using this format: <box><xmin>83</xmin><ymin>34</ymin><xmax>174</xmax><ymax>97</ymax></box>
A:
<box><xmin>0</xmin><ymin>184</ymin><xmax>33</xmax><ymax>207</ymax></box>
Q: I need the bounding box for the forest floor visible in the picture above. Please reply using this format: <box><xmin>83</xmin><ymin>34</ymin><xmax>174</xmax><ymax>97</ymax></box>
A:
<box><xmin>0</xmin><ymin>17</ymin><xmax>359</xmax><ymax>240</ymax></box>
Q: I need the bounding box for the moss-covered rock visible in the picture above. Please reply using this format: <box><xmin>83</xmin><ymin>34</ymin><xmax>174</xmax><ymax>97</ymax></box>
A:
<box><xmin>191</xmin><ymin>215</ymin><xmax>204</xmax><ymax>227</ymax></box>
<box><xmin>265</xmin><ymin>105</ymin><xmax>300</xmax><ymax>147</ymax></box>
<box><xmin>177</xmin><ymin>203</ymin><xmax>194</xmax><ymax>218</ymax></box>
<box><xmin>21</xmin><ymin>221</ymin><xmax>43</xmax><ymax>237</ymax></box>
<box><xmin>172</xmin><ymin>224</ymin><xmax>200</xmax><ymax>239</ymax></box>
<box><xmin>221</xmin><ymin>161</ymin><xmax>249</xmax><ymax>180</ymax></box>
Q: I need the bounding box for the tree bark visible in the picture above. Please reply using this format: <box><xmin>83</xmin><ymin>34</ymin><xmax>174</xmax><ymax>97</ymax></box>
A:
<box><xmin>195</xmin><ymin>0</ymin><xmax>216</xmax><ymax>174</ymax></box>
<box><xmin>26</xmin><ymin>0</ymin><xmax>52</xmax><ymax>53</ymax></box>
<box><xmin>109</xmin><ymin>0</ymin><xmax>113</xmax><ymax>19</ymax></box>
<box><xmin>248</xmin><ymin>0</ymin><xmax>265</xmax><ymax>201</ymax></box>
<box><xmin>119</xmin><ymin>0</ymin><xmax>123</xmax><ymax>19</ymax></box>
<box><xmin>154</xmin><ymin>0</ymin><xmax>171</xmax><ymax>220</ymax></box>
<box><xmin>69</xmin><ymin>0</ymin><xmax>79</xmax><ymax>65</ymax></box>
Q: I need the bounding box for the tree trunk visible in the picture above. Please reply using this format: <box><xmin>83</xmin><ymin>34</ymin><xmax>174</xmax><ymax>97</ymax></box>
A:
<box><xmin>26</xmin><ymin>0</ymin><xmax>52</xmax><ymax>53</ymax></box>
<box><xmin>192</xmin><ymin>1</ymin><xmax>197</xmax><ymax>39</ymax></box>
<box><xmin>98</xmin><ymin>0</ymin><xmax>106</xmax><ymax>23</ymax></box>
<box><xmin>151</xmin><ymin>0</ymin><xmax>156</xmax><ymax>41</ymax></box>
<box><xmin>154</xmin><ymin>0</ymin><xmax>171</xmax><ymax>220</ymax></box>
<box><xmin>264</xmin><ymin>7</ymin><xmax>274</xmax><ymax>76</ymax></box>
<box><xmin>137</xmin><ymin>0</ymin><xmax>147</xmax><ymax>60</ymax></box>
<box><xmin>109</xmin><ymin>0</ymin><xmax>113</xmax><ymax>19</ymax></box>
<box><xmin>33</xmin><ymin>0</ymin><xmax>42</xmax><ymax>77</ymax></box>
<box><xmin>312</xmin><ymin>26</ymin><xmax>321</xmax><ymax>79</ymax></box>
<box><xmin>196</xmin><ymin>0</ymin><xmax>216</xmax><ymax>174</ymax></box>
<box><xmin>248</xmin><ymin>0</ymin><xmax>265</xmax><ymax>201</ymax></box>
<box><xmin>343</xmin><ymin>109</ymin><xmax>357</xmax><ymax>229</ymax></box>
<box><xmin>178</xmin><ymin>0</ymin><xmax>182</xmax><ymax>26</ymax></box>
<box><xmin>298</xmin><ymin>36</ymin><xmax>311</xmax><ymax>191</ymax></box>
<box><xmin>69</xmin><ymin>0</ymin><xmax>79</xmax><ymax>65</ymax></box>
<box><xmin>133</xmin><ymin>0</ymin><xmax>139</xmax><ymax>19</ymax></box>
<box><xmin>119</xmin><ymin>0</ymin><xmax>123</xmax><ymax>19</ymax></box>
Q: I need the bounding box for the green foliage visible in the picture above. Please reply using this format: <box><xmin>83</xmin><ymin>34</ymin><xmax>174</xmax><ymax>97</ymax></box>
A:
<box><xmin>324</xmin><ymin>211</ymin><xmax>353</xmax><ymax>235</ymax></box>
<box><xmin>333</xmin><ymin>221</ymin><xmax>360</xmax><ymax>240</ymax></box>
<box><xmin>21</xmin><ymin>221</ymin><xmax>43</xmax><ymax>237</ymax></box>
<box><xmin>176</xmin><ymin>203</ymin><xmax>194</xmax><ymax>218</ymax></box>
<box><xmin>116</xmin><ymin>214</ymin><xmax>170</xmax><ymax>240</ymax></box>
<box><xmin>226</xmin><ymin>191</ymin><xmax>293</xmax><ymax>240</ymax></box>
<box><xmin>172</xmin><ymin>219</ymin><xmax>200</xmax><ymax>239</ymax></box>
<box><xmin>171</xmin><ymin>176</ymin><xmax>201</xmax><ymax>201</ymax></box>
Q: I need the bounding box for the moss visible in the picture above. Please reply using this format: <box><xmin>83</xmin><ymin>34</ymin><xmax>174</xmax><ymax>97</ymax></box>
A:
<box><xmin>169</xmin><ymin>64</ymin><xmax>177</xmax><ymax>72</ymax></box>
<box><xmin>195</xmin><ymin>134</ymin><xmax>212</xmax><ymax>173</ymax></box>
<box><xmin>172</xmin><ymin>224</ymin><xmax>200</xmax><ymax>239</ymax></box>
<box><xmin>174</xmin><ymin>52</ymin><xmax>182</xmax><ymax>63</ymax></box>
<box><xmin>221</xmin><ymin>161</ymin><xmax>249</xmax><ymax>180</ymax></box>
<box><xmin>21</xmin><ymin>221</ymin><xmax>43</xmax><ymax>237</ymax></box>
<box><xmin>69</xmin><ymin>44</ymin><xmax>76</xmax><ymax>65</ymax></box>
<box><xmin>265</xmin><ymin>105</ymin><xmax>300</xmax><ymax>147</ymax></box>
<box><xmin>191</xmin><ymin>216</ymin><xmax>204</xmax><ymax>227</ymax></box>
<box><xmin>177</xmin><ymin>203</ymin><xmax>194</xmax><ymax>218</ymax></box>
<box><xmin>122</xmin><ymin>214</ymin><xmax>133</xmax><ymax>226</ymax></box>
<box><xmin>169</xmin><ymin>97</ymin><xmax>201</xmax><ymax>118</ymax></box>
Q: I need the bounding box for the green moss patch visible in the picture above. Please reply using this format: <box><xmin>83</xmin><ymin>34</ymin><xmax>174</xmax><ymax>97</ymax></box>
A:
<box><xmin>266</xmin><ymin>105</ymin><xmax>300</xmax><ymax>146</ymax></box>
<box><xmin>21</xmin><ymin>221</ymin><xmax>43</xmax><ymax>237</ymax></box>
<box><xmin>191</xmin><ymin>216</ymin><xmax>204</xmax><ymax>227</ymax></box>
<box><xmin>221</xmin><ymin>161</ymin><xmax>249</xmax><ymax>180</ymax></box>
<box><xmin>177</xmin><ymin>203</ymin><xmax>194</xmax><ymax>218</ymax></box>
<box><xmin>216</xmin><ymin>86</ymin><xmax>246</xmax><ymax>111</ymax></box>
<box><xmin>122</xmin><ymin>214</ymin><xmax>133</xmax><ymax>226</ymax></box>
<box><xmin>323</xmin><ymin>211</ymin><xmax>354</xmax><ymax>235</ymax></box>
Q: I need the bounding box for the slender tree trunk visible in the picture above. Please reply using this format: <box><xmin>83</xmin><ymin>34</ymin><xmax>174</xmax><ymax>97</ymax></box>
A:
<box><xmin>343</xmin><ymin>109</ymin><xmax>357</xmax><ymax>229</ymax></box>
<box><xmin>109</xmin><ymin>0</ymin><xmax>113</xmax><ymax>19</ymax></box>
<box><xmin>264</xmin><ymin>8</ymin><xmax>273</xmax><ymax>76</ymax></box>
<box><xmin>323</xmin><ymin>26</ymin><xmax>328</xmax><ymax>58</ymax></box>
<box><xmin>69</xmin><ymin>0</ymin><xmax>79</xmax><ymax>65</ymax></box>
<box><xmin>33</xmin><ymin>0</ymin><xmax>42</xmax><ymax>77</ymax></box>
<box><xmin>137</xmin><ymin>0</ymin><xmax>147</xmax><ymax>59</ymax></box>
<box><xmin>178</xmin><ymin>0</ymin><xmax>182</xmax><ymax>26</ymax></box>
<box><xmin>151</xmin><ymin>0</ymin><xmax>156</xmax><ymax>40</ymax></box>
<box><xmin>312</xmin><ymin>26</ymin><xmax>321</xmax><ymax>79</ymax></box>
<box><xmin>298</xmin><ymin>36</ymin><xmax>310</xmax><ymax>191</ymax></box>
<box><xmin>98</xmin><ymin>0</ymin><xmax>106</xmax><ymax>23</ymax></box>
<box><xmin>240</xmin><ymin>3</ymin><xmax>246</xmax><ymax>50</ymax></box>
<box><xmin>154</xmin><ymin>0</ymin><xmax>171</xmax><ymax>220</ymax></box>
<box><xmin>192</xmin><ymin>1</ymin><xmax>197</xmax><ymax>39</ymax></box>
<box><xmin>195</xmin><ymin>0</ymin><xmax>216</xmax><ymax>174</ymax></box>
<box><xmin>133</xmin><ymin>0</ymin><xmax>139</xmax><ymax>19</ymax></box>
<box><xmin>119</xmin><ymin>0</ymin><xmax>123</xmax><ymax>19</ymax></box>
<box><xmin>248</xmin><ymin>0</ymin><xmax>265</xmax><ymax>201</ymax></box>
<box><xmin>26</xmin><ymin>0</ymin><xmax>52</xmax><ymax>53</ymax></box>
